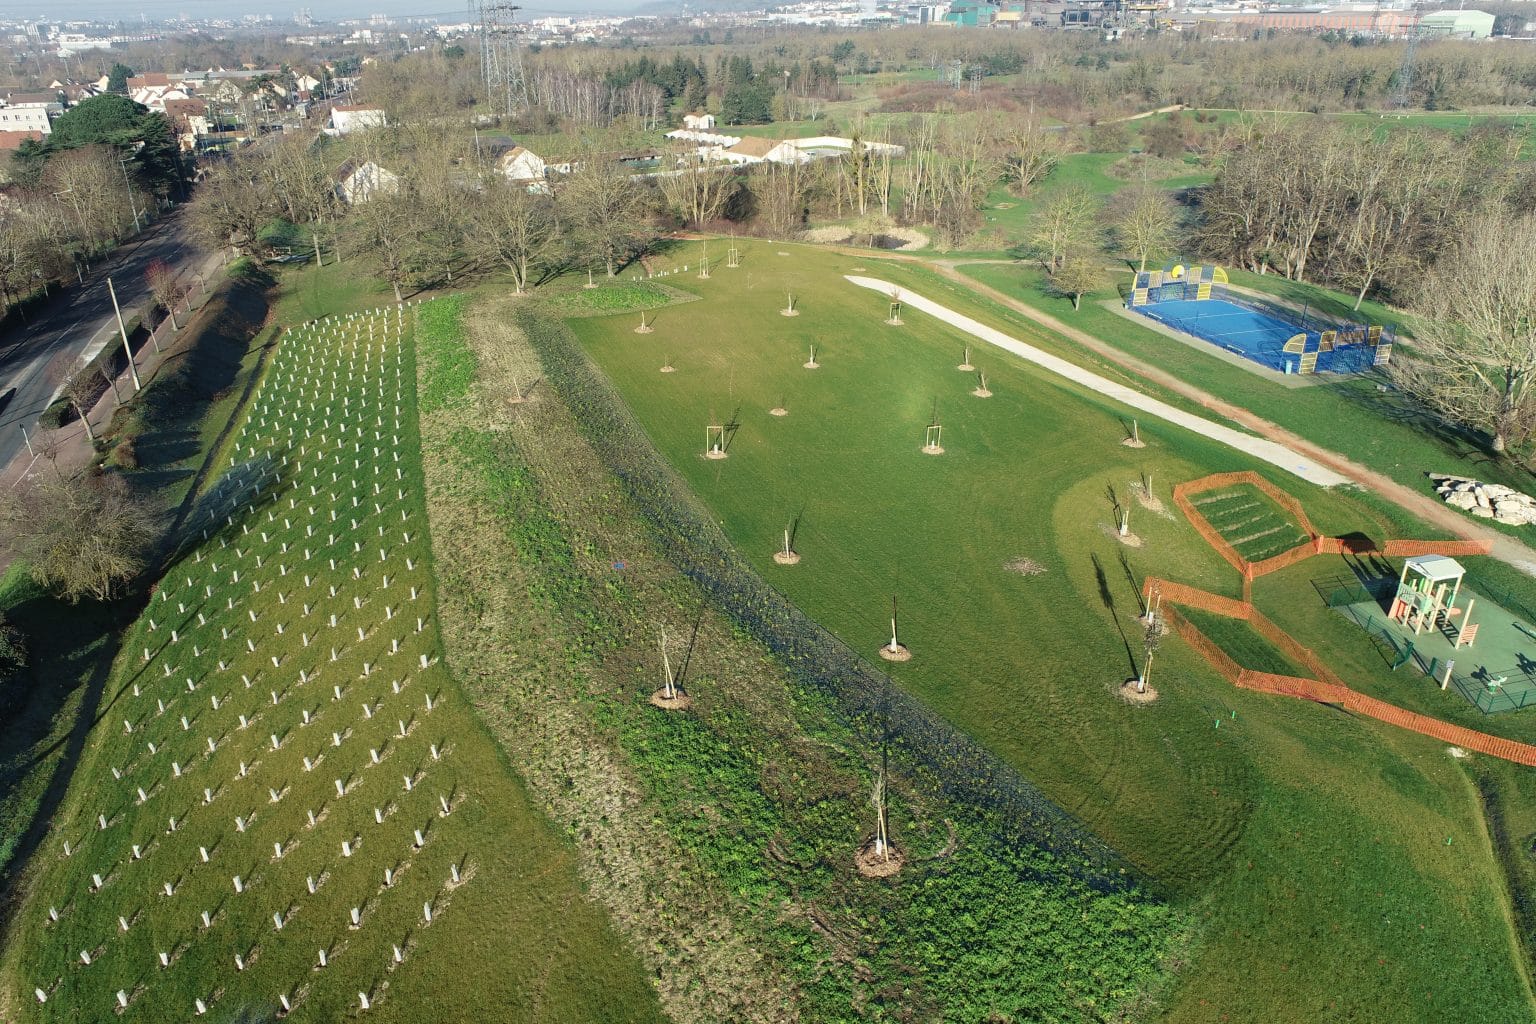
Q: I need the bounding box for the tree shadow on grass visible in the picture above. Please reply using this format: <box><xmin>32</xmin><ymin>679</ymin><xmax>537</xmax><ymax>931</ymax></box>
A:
<box><xmin>1092</xmin><ymin>552</ymin><xmax>1138</xmax><ymax>678</ymax></box>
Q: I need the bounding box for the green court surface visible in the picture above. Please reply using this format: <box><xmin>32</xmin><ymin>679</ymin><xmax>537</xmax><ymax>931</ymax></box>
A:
<box><xmin>1332</xmin><ymin>577</ymin><xmax>1536</xmax><ymax>714</ymax></box>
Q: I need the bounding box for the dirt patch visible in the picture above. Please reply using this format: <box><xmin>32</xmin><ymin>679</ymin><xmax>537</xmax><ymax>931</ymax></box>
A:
<box><xmin>1130</xmin><ymin>482</ymin><xmax>1172</xmax><ymax>519</ymax></box>
<box><xmin>879</xmin><ymin>643</ymin><xmax>911</xmax><ymax>662</ymax></box>
<box><xmin>649</xmin><ymin>688</ymin><xmax>694</xmax><ymax>711</ymax></box>
<box><xmin>854</xmin><ymin>840</ymin><xmax>904</xmax><ymax>878</ymax></box>
<box><xmin>802</xmin><ymin>226</ymin><xmax>930</xmax><ymax>251</ymax></box>
<box><xmin>1102</xmin><ymin>523</ymin><xmax>1144</xmax><ymax>548</ymax></box>
<box><xmin>1119</xmin><ymin>680</ymin><xmax>1160</xmax><ymax>704</ymax></box>
<box><xmin>1005</xmin><ymin>557</ymin><xmax>1046</xmax><ymax>576</ymax></box>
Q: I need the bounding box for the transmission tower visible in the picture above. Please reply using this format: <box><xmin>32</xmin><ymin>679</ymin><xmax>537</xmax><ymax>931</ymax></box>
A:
<box><xmin>471</xmin><ymin>0</ymin><xmax>527</xmax><ymax>116</ymax></box>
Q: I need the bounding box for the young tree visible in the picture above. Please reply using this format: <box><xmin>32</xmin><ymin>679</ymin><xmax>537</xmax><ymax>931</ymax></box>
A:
<box><xmin>0</xmin><ymin>473</ymin><xmax>155</xmax><ymax>602</ymax></box>
<box><xmin>1109</xmin><ymin>183</ymin><xmax>1179</xmax><ymax>272</ymax></box>
<box><xmin>1048</xmin><ymin>250</ymin><xmax>1107</xmax><ymax>311</ymax></box>
<box><xmin>145</xmin><ymin>258</ymin><xmax>189</xmax><ymax>329</ymax></box>
<box><xmin>1391</xmin><ymin>213</ymin><xmax>1536</xmax><ymax>455</ymax></box>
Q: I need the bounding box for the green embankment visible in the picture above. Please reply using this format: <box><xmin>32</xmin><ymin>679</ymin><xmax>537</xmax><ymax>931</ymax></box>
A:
<box><xmin>568</xmin><ymin>239</ymin><xmax>1536</xmax><ymax>1024</ymax></box>
<box><xmin>2</xmin><ymin>299</ymin><xmax>661</xmax><ymax>1023</ymax></box>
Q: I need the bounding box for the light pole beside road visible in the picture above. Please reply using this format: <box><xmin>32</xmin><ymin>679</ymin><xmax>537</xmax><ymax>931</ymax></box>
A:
<box><xmin>107</xmin><ymin>277</ymin><xmax>143</xmax><ymax>393</ymax></box>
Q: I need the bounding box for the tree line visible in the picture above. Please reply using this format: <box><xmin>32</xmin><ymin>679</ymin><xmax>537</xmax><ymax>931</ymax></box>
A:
<box><xmin>0</xmin><ymin>95</ymin><xmax>185</xmax><ymax>316</ymax></box>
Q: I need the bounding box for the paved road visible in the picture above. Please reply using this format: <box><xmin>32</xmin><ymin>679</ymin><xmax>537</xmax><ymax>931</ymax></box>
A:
<box><xmin>0</xmin><ymin>208</ymin><xmax>202</xmax><ymax>471</ymax></box>
<box><xmin>845</xmin><ymin>275</ymin><xmax>1354</xmax><ymax>488</ymax></box>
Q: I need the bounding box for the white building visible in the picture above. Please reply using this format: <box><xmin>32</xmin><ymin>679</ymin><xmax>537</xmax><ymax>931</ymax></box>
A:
<box><xmin>682</xmin><ymin>112</ymin><xmax>716</xmax><ymax>130</ymax></box>
<box><xmin>498</xmin><ymin>145</ymin><xmax>548</xmax><ymax>182</ymax></box>
<box><xmin>0</xmin><ymin>104</ymin><xmax>52</xmax><ymax>134</ymax></box>
<box><xmin>325</xmin><ymin>105</ymin><xmax>387</xmax><ymax>136</ymax></box>
<box><xmin>333</xmin><ymin>159</ymin><xmax>400</xmax><ymax>204</ymax></box>
<box><xmin>712</xmin><ymin>136</ymin><xmax>811</xmax><ymax>166</ymax></box>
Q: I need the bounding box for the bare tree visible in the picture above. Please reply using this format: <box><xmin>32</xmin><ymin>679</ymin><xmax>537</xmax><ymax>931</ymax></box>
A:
<box><xmin>1109</xmin><ymin>183</ymin><xmax>1179</xmax><ymax>273</ymax></box>
<box><xmin>1390</xmin><ymin>213</ymin><xmax>1536</xmax><ymax>455</ymax></box>
<box><xmin>1003</xmin><ymin>108</ymin><xmax>1063</xmax><ymax>197</ymax></box>
<box><xmin>1030</xmin><ymin>185</ymin><xmax>1101</xmax><ymax>271</ymax></box>
<box><xmin>656</xmin><ymin>149</ymin><xmax>737</xmax><ymax>229</ymax></box>
<box><xmin>754</xmin><ymin>159</ymin><xmax>813</xmax><ymax>239</ymax></box>
<box><xmin>61</xmin><ymin>369</ymin><xmax>99</xmax><ymax>441</ymax></box>
<box><xmin>469</xmin><ymin>179</ymin><xmax>554</xmax><ymax>293</ymax></box>
<box><xmin>343</xmin><ymin>190</ymin><xmax>433</xmax><ymax>302</ymax></box>
<box><xmin>1</xmin><ymin>473</ymin><xmax>155</xmax><ymax>602</ymax></box>
<box><xmin>187</xmin><ymin>155</ymin><xmax>275</xmax><ymax>255</ymax></box>
<box><xmin>557</xmin><ymin>148</ymin><xmax>653</xmax><ymax>278</ymax></box>
<box><xmin>145</xmin><ymin>258</ymin><xmax>189</xmax><ymax>330</ymax></box>
<box><xmin>1048</xmin><ymin>250</ymin><xmax>1107</xmax><ymax>311</ymax></box>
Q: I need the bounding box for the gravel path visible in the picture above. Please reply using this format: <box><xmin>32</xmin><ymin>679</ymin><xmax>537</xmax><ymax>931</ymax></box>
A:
<box><xmin>846</xmin><ymin>276</ymin><xmax>1352</xmax><ymax>488</ymax></box>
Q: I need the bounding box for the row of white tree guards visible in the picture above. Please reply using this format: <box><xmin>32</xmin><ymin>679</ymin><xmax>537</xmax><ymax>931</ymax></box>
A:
<box><xmin>31</xmin><ymin>304</ymin><xmax>477</xmax><ymax>1019</ymax></box>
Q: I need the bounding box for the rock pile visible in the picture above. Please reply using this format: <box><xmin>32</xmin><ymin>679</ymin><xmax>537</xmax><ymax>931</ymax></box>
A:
<box><xmin>1432</xmin><ymin>474</ymin><xmax>1536</xmax><ymax>525</ymax></box>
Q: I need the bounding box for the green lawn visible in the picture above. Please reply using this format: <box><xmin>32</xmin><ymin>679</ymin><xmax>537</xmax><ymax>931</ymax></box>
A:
<box><xmin>1179</xmin><ymin>607</ymin><xmax>1304</xmax><ymax>677</ymax></box>
<box><xmin>2</xmin><ymin>301</ymin><xmax>662</xmax><ymax>1023</ymax></box>
<box><xmin>566</xmin><ymin>238</ymin><xmax>1536</xmax><ymax>1023</ymax></box>
<box><xmin>1193</xmin><ymin>482</ymin><xmax>1311</xmax><ymax>562</ymax></box>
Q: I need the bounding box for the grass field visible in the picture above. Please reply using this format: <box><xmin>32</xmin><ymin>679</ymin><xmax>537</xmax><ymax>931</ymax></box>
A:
<box><xmin>1191</xmin><ymin>483</ymin><xmax>1311</xmax><ymax>562</ymax></box>
<box><xmin>1179</xmin><ymin>607</ymin><xmax>1304</xmax><ymax>677</ymax></box>
<box><xmin>2</xmin><ymin>304</ymin><xmax>661</xmax><ymax>1023</ymax></box>
<box><xmin>566</xmin><ymin>238</ymin><xmax>1536</xmax><ymax>1023</ymax></box>
<box><xmin>417</xmin><ymin>297</ymin><xmax>1186</xmax><ymax>1022</ymax></box>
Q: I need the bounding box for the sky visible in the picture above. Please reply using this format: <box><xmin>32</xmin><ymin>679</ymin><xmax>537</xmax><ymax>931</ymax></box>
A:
<box><xmin>5</xmin><ymin>0</ymin><xmax>645</xmax><ymax>25</ymax></box>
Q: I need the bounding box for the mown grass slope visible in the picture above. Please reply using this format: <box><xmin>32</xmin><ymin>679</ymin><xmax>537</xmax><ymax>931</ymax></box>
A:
<box><xmin>568</xmin><ymin>239</ymin><xmax>1536</xmax><ymax>1023</ymax></box>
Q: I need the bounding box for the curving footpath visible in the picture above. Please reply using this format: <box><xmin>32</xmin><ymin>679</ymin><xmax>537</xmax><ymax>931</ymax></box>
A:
<box><xmin>846</xmin><ymin>276</ymin><xmax>1352</xmax><ymax>488</ymax></box>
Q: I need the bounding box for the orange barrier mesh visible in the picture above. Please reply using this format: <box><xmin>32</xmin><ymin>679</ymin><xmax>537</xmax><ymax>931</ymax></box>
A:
<box><xmin>1144</xmin><ymin>577</ymin><xmax>1250</xmax><ymax>620</ymax></box>
<box><xmin>1383</xmin><ymin>539</ymin><xmax>1494</xmax><ymax>558</ymax></box>
<box><xmin>1162</xmin><ymin>605</ymin><xmax>1245</xmax><ymax>685</ymax></box>
<box><xmin>1175</xmin><ymin>471</ymin><xmax>1317</xmax><ymax>580</ymax></box>
<box><xmin>1176</xmin><ymin>471</ymin><xmax>1493</xmax><ymax>581</ymax></box>
<box><xmin>1142</xmin><ymin>576</ymin><xmax>1536</xmax><ymax>768</ymax></box>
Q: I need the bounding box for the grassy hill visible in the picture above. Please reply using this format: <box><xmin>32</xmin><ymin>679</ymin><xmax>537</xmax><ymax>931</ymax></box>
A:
<box><xmin>2</xmin><ymin>306</ymin><xmax>662</xmax><ymax>1023</ymax></box>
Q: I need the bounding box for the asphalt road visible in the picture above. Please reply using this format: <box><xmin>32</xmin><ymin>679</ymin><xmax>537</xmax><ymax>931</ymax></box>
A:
<box><xmin>0</xmin><ymin>208</ymin><xmax>202</xmax><ymax>472</ymax></box>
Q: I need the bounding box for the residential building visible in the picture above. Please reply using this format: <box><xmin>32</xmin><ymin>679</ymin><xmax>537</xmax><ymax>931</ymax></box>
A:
<box><xmin>333</xmin><ymin>159</ymin><xmax>400</xmax><ymax>204</ymax></box>
<box><xmin>326</xmin><ymin>105</ymin><xmax>387</xmax><ymax>136</ymax></box>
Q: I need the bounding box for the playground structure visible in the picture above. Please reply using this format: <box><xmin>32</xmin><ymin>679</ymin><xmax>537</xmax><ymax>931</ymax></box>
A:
<box><xmin>1388</xmin><ymin>555</ymin><xmax>1479</xmax><ymax>648</ymax></box>
<box><xmin>1129</xmin><ymin>261</ymin><xmax>1393</xmax><ymax>375</ymax></box>
<box><xmin>1147</xmin><ymin>575</ymin><xmax>1536</xmax><ymax>762</ymax></box>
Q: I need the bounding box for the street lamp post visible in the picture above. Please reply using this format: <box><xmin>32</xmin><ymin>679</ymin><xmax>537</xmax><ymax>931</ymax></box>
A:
<box><xmin>118</xmin><ymin>156</ymin><xmax>143</xmax><ymax>234</ymax></box>
<box><xmin>107</xmin><ymin>277</ymin><xmax>143</xmax><ymax>393</ymax></box>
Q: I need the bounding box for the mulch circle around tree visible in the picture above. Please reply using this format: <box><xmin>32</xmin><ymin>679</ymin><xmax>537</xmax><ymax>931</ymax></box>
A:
<box><xmin>855</xmin><ymin>839</ymin><xmax>905</xmax><ymax>878</ymax></box>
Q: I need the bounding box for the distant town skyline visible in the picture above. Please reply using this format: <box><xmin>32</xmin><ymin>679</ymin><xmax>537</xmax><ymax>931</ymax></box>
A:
<box><xmin>2</xmin><ymin>0</ymin><xmax>644</xmax><ymax>26</ymax></box>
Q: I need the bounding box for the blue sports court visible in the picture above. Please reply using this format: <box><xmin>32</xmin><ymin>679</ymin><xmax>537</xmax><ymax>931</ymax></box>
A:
<box><xmin>1135</xmin><ymin>297</ymin><xmax>1380</xmax><ymax>375</ymax></box>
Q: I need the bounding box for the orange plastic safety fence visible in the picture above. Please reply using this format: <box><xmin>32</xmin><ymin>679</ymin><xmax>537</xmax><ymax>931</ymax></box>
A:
<box><xmin>1143</xmin><ymin>577</ymin><xmax>1251</xmax><ymax>620</ymax></box>
<box><xmin>1163</xmin><ymin>605</ymin><xmax>1245</xmax><ymax>686</ymax></box>
<box><xmin>1383</xmin><ymin>539</ymin><xmax>1494</xmax><ymax>558</ymax></box>
<box><xmin>1147</xmin><ymin>577</ymin><xmax>1536</xmax><ymax>768</ymax></box>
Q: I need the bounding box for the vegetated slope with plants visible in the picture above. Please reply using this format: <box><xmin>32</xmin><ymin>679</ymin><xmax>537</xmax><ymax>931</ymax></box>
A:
<box><xmin>566</xmin><ymin>239</ymin><xmax>1536</xmax><ymax>1023</ymax></box>
<box><xmin>416</xmin><ymin>293</ymin><xmax>1187</xmax><ymax>1024</ymax></box>
<box><xmin>1</xmin><ymin>306</ymin><xmax>660</xmax><ymax>1023</ymax></box>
